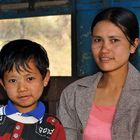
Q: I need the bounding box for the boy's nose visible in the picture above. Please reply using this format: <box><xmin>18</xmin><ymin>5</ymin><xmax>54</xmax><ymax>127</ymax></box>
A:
<box><xmin>17</xmin><ymin>81</ymin><xmax>28</xmax><ymax>92</ymax></box>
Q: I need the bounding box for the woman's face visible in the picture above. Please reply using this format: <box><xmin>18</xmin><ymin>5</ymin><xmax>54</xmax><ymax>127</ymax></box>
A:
<box><xmin>91</xmin><ymin>20</ymin><xmax>138</xmax><ymax>72</ymax></box>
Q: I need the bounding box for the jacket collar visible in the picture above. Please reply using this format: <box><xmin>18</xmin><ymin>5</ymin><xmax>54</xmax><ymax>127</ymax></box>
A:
<box><xmin>113</xmin><ymin>63</ymin><xmax>140</xmax><ymax>124</ymax></box>
<box><xmin>75</xmin><ymin>72</ymin><xmax>102</xmax><ymax>128</ymax></box>
<box><xmin>75</xmin><ymin>63</ymin><xmax>140</xmax><ymax>128</ymax></box>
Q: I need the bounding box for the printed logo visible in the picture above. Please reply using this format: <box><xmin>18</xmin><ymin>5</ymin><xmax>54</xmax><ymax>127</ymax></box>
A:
<box><xmin>39</xmin><ymin>127</ymin><xmax>54</xmax><ymax>135</ymax></box>
<box><xmin>36</xmin><ymin>121</ymin><xmax>55</xmax><ymax>138</ymax></box>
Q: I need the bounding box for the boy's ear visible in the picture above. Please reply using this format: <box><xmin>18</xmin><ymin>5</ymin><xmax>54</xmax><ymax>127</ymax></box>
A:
<box><xmin>0</xmin><ymin>79</ymin><xmax>4</xmax><ymax>87</ymax></box>
<box><xmin>0</xmin><ymin>79</ymin><xmax>5</xmax><ymax>90</ymax></box>
<box><xmin>130</xmin><ymin>38</ymin><xmax>139</xmax><ymax>54</ymax></box>
<box><xmin>43</xmin><ymin>70</ymin><xmax>50</xmax><ymax>87</ymax></box>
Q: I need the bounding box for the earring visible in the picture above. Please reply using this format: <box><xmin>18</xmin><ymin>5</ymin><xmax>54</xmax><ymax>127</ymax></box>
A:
<box><xmin>44</xmin><ymin>82</ymin><xmax>48</xmax><ymax>87</ymax></box>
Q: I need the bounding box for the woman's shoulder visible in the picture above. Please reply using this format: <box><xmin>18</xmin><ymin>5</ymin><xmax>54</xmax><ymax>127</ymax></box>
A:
<box><xmin>59</xmin><ymin>72</ymin><xmax>102</xmax><ymax>100</ymax></box>
<box><xmin>63</xmin><ymin>72</ymin><xmax>102</xmax><ymax>91</ymax></box>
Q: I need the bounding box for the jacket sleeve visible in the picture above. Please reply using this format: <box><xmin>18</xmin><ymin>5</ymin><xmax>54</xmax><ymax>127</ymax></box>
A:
<box><xmin>57</xmin><ymin>86</ymin><xmax>80</xmax><ymax>140</ymax></box>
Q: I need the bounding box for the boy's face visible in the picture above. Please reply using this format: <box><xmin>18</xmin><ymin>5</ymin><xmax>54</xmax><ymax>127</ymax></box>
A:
<box><xmin>0</xmin><ymin>59</ymin><xmax>50</xmax><ymax>113</ymax></box>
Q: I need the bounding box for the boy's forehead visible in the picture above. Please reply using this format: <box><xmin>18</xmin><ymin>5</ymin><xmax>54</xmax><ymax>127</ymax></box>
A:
<box><xmin>9</xmin><ymin>59</ymin><xmax>36</xmax><ymax>73</ymax></box>
<box><xmin>9</xmin><ymin>64</ymin><xmax>32</xmax><ymax>73</ymax></box>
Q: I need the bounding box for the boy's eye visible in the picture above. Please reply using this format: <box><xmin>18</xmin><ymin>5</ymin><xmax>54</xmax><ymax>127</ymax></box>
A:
<box><xmin>9</xmin><ymin>79</ymin><xmax>16</xmax><ymax>83</ymax></box>
<box><xmin>27</xmin><ymin>77</ymin><xmax>35</xmax><ymax>81</ymax></box>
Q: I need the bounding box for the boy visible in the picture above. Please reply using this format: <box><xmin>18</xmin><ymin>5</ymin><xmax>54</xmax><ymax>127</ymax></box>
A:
<box><xmin>0</xmin><ymin>39</ymin><xmax>66</xmax><ymax>140</ymax></box>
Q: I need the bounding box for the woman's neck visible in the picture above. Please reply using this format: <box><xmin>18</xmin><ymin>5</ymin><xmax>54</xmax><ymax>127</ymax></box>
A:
<box><xmin>98</xmin><ymin>64</ymin><xmax>128</xmax><ymax>89</ymax></box>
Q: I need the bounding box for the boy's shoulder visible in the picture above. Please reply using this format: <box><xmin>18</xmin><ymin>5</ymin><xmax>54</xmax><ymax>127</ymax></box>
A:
<box><xmin>35</xmin><ymin>114</ymin><xmax>63</xmax><ymax>138</ymax></box>
<box><xmin>43</xmin><ymin>114</ymin><xmax>62</xmax><ymax>126</ymax></box>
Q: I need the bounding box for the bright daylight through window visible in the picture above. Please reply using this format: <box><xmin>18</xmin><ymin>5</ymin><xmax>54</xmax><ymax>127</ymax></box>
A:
<box><xmin>0</xmin><ymin>15</ymin><xmax>71</xmax><ymax>76</ymax></box>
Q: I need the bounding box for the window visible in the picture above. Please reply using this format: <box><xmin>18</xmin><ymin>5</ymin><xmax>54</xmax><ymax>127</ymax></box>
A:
<box><xmin>0</xmin><ymin>14</ymin><xmax>71</xmax><ymax>76</ymax></box>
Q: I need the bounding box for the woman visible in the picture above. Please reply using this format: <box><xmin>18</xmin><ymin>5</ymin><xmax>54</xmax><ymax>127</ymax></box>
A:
<box><xmin>58</xmin><ymin>7</ymin><xmax>140</xmax><ymax>140</ymax></box>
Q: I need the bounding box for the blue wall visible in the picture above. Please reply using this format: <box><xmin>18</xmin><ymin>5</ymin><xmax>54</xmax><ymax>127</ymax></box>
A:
<box><xmin>0</xmin><ymin>0</ymin><xmax>140</xmax><ymax>76</ymax></box>
<box><xmin>75</xmin><ymin>0</ymin><xmax>140</xmax><ymax>76</ymax></box>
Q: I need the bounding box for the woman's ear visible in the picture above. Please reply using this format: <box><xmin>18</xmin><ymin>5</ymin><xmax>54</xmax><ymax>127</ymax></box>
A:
<box><xmin>130</xmin><ymin>38</ymin><xmax>140</xmax><ymax>54</ymax></box>
<box><xmin>43</xmin><ymin>70</ymin><xmax>50</xmax><ymax>87</ymax></box>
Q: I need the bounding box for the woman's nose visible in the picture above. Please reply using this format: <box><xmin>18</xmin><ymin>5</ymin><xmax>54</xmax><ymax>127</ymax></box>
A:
<box><xmin>100</xmin><ymin>41</ymin><xmax>110</xmax><ymax>53</ymax></box>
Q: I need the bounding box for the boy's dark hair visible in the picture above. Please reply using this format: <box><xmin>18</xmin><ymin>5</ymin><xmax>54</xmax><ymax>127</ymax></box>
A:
<box><xmin>0</xmin><ymin>39</ymin><xmax>49</xmax><ymax>81</ymax></box>
<box><xmin>91</xmin><ymin>7</ymin><xmax>139</xmax><ymax>46</ymax></box>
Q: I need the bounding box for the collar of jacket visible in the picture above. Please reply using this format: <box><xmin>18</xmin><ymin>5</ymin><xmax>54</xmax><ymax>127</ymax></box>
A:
<box><xmin>75</xmin><ymin>63</ymin><xmax>140</xmax><ymax>128</ymax></box>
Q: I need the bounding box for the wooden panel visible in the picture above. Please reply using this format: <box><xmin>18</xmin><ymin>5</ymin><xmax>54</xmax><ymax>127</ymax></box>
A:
<box><xmin>42</xmin><ymin>77</ymin><xmax>79</xmax><ymax>115</ymax></box>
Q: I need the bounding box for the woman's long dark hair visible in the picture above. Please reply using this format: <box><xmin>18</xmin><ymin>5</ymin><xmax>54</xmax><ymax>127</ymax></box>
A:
<box><xmin>91</xmin><ymin>7</ymin><xmax>139</xmax><ymax>46</ymax></box>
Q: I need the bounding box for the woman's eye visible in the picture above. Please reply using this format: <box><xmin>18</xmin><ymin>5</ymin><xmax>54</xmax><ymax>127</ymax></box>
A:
<box><xmin>111</xmin><ymin>39</ymin><xmax>119</xmax><ymax>43</ymax></box>
<box><xmin>93</xmin><ymin>38</ymin><xmax>102</xmax><ymax>43</ymax></box>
